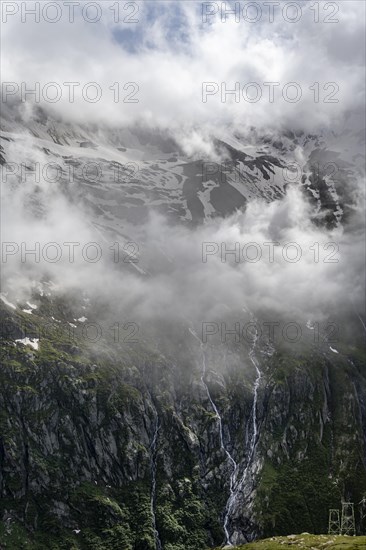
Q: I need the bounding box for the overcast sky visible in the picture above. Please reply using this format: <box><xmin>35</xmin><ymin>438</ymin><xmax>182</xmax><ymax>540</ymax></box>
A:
<box><xmin>2</xmin><ymin>1</ymin><xmax>365</xmax><ymax>134</ymax></box>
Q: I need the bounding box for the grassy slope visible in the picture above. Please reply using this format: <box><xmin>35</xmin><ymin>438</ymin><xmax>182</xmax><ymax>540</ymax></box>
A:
<box><xmin>221</xmin><ymin>534</ymin><xmax>366</xmax><ymax>550</ymax></box>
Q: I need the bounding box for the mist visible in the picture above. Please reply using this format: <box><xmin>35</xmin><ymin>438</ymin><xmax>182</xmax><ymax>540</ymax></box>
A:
<box><xmin>1</xmin><ymin>0</ymin><xmax>365</xmax><ymax>352</ymax></box>
<box><xmin>1</xmin><ymin>125</ymin><xmax>365</xmax><ymax>334</ymax></box>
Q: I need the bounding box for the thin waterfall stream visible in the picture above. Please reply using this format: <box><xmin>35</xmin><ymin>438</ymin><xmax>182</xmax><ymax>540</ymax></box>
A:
<box><xmin>150</xmin><ymin>408</ymin><xmax>162</xmax><ymax>550</ymax></box>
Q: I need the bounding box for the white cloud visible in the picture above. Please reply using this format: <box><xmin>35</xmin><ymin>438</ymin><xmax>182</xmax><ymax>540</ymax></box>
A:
<box><xmin>1</xmin><ymin>0</ymin><xmax>365</xmax><ymax>139</ymax></box>
<box><xmin>1</xmin><ymin>1</ymin><xmax>365</xmax><ymax>335</ymax></box>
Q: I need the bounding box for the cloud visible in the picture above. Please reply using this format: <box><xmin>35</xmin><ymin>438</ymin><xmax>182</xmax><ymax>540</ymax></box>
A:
<box><xmin>2</xmin><ymin>145</ymin><xmax>364</xmax><ymax>327</ymax></box>
<box><xmin>1</xmin><ymin>1</ymin><xmax>365</xmax><ymax>344</ymax></box>
<box><xmin>1</xmin><ymin>0</ymin><xmax>365</xmax><ymax>140</ymax></box>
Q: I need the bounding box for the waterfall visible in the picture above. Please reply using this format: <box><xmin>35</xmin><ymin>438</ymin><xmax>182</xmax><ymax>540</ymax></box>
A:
<box><xmin>189</xmin><ymin>318</ymin><xmax>262</xmax><ymax>546</ymax></box>
<box><xmin>247</xmin><ymin>330</ymin><xmax>262</xmax><ymax>453</ymax></box>
<box><xmin>189</xmin><ymin>328</ymin><xmax>238</xmax><ymax>545</ymax></box>
<box><xmin>150</xmin><ymin>411</ymin><xmax>162</xmax><ymax>550</ymax></box>
<box><xmin>356</xmin><ymin>313</ymin><xmax>366</xmax><ymax>335</ymax></box>
<box><xmin>350</xmin><ymin>299</ymin><xmax>366</xmax><ymax>335</ymax></box>
<box><xmin>223</xmin><ymin>317</ymin><xmax>262</xmax><ymax>546</ymax></box>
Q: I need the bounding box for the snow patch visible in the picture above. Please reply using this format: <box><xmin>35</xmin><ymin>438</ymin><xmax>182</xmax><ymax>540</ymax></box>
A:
<box><xmin>15</xmin><ymin>338</ymin><xmax>39</xmax><ymax>351</ymax></box>
<box><xmin>1</xmin><ymin>294</ymin><xmax>16</xmax><ymax>310</ymax></box>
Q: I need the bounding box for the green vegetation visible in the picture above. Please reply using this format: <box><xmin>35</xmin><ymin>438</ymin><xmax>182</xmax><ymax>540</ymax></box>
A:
<box><xmin>1</xmin><ymin>299</ymin><xmax>365</xmax><ymax>549</ymax></box>
<box><xmin>218</xmin><ymin>534</ymin><xmax>366</xmax><ymax>549</ymax></box>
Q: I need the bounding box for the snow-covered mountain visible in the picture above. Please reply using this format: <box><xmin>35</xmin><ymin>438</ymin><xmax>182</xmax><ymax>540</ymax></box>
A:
<box><xmin>2</xmin><ymin>104</ymin><xmax>363</xmax><ymax>238</ymax></box>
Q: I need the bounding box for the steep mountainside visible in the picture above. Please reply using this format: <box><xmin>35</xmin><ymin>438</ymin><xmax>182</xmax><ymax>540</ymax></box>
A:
<box><xmin>0</xmin><ymin>285</ymin><xmax>365</xmax><ymax>549</ymax></box>
<box><xmin>0</xmin><ymin>107</ymin><xmax>365</xmax><ymax>549</ymax></box>
<box><xmin>1</xmin><ymin>104</ymin><xmax>363</xmax><ymax>236</ymax></box>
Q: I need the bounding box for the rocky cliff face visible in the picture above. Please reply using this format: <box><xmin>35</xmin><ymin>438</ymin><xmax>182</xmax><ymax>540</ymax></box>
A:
<box><xmin>1</xmin><ymin>297</ymin><xmax>365</xmax><ymax>549</ymax></box>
